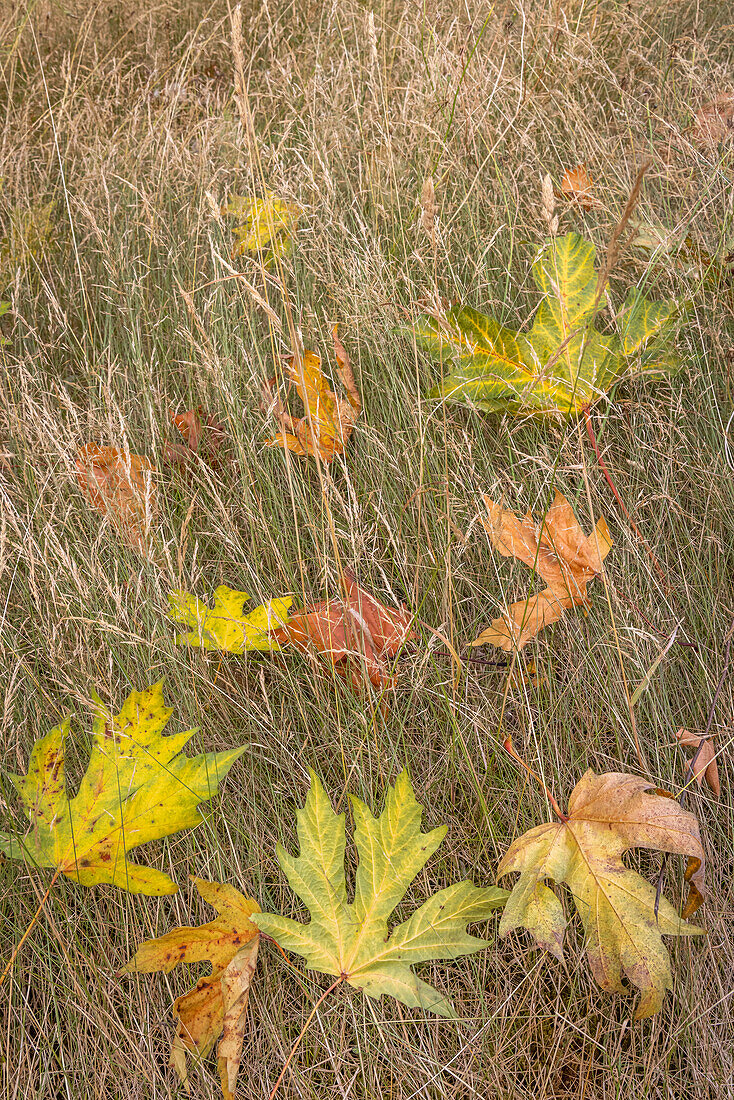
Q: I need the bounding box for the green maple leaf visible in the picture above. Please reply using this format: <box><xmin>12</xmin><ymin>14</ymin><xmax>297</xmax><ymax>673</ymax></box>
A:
<box><xmin>415</xmin><ymin>232</ymin><xmax>681</xmax><ymax>418</ymax></box>
<box><xmin>0</xmin><ymin>683</ymin><xmax>243</xmax><ymax>895</ymax></box>
<box><xmin>253</xmin><ymin>771</ymin><xmax>507</xmax><ymax>1018</ymax></box>
<box><xmin>169</xmin><ymin>585</ymin><xmax>292</xmax><ymax>653</ymax></box>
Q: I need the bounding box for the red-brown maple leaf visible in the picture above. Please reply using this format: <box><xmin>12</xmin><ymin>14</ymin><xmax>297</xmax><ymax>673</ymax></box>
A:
<box><xmin>274</xmin><ymin>572</ymin><xmax>415</xmax><ymax>690</ymax></box>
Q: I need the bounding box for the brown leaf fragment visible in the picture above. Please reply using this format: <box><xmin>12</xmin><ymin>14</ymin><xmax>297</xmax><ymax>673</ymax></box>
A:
<box><xmin>690</xmin><ymin>94</ymin><xmax>734</xmax><ymax>150</ymax></box>
<box><xmin>75</xmin><ymin>444</ymin><xmax>157</xmax><ymax>553</ymax></box>
<box><xmin>274</xmin><ymin>571</ymin><xmax>415</xmax><ymax>691</ymax></box>
<box><xmin>263</xmin><ymin>327</ymin><xmax>361</xmax><ymax>463</ymax></box>
<box><xmin>217</xmin><ymin>939</ymin><xmax>259</xmax><ymax>1100</ymax></box>
<box><xmin>675</xmin><ymin>728</ymin><xmax>720</xmax><ymax>798</ymax></box>
<box><xmin>559</xmin><ymin>164</ymin><xmax>599</xmax><ymax>210</ymax></box>
<box><xmin>164</xmin><ymin>407</ymin><xmax>226</xmax><ymax>468</ymax></box>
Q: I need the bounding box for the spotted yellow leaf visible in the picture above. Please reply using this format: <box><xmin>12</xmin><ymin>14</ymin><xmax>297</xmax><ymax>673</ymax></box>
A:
<box><xmin>0</xmin><ymin>685</ymin><xmax>243</xmax><ymax>895</ymax></box>
<box><xmin>122</xmin><ymin>878</ymin><xmax>260</xmax><ymax>1100</ymax></box>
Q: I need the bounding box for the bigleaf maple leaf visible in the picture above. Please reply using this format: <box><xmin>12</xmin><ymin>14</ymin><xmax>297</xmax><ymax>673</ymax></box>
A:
<box><xmin>122</xmin><ymin>878</ymin><xmax>260</xmax><ymax>1099</ymax></box>
<box><xmin>253</xmin><ymin>771</ymin><xmax>507</xmax><ymax>1017</ymax></box>
<box><xmin>0</xmin><ymin>684</ymin><xmax>243</xmax><ymax>894</ymax></box>
<box><xmin>472</xmin><ymin>492</ymin><xmax>612</xmax><ymax>650</ymax></box>
<box><xmin>498</xmin><ymin>770</ymin><xmax>705</xmax><ymax>1018</ymax></box>
<box><xmin>169</xmin><ymin>585</ymin><xmax>292</xmax><ymax>653</ymax></box>
<box><xmin>273</xmin><ymin>570</ymin><xmax>415</xmax><ymax>690</ymax></box>
<box><xmin>415</xmin><ymin>232</ymin><xmax>680</xmax><ymax>418</ymax></box>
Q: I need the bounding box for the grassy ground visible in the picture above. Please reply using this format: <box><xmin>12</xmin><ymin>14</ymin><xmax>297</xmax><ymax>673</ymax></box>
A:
<box><xmin>1</xmin><ymin>0</ymin><xmax>733</xmax><ymax>1096</ymax></box>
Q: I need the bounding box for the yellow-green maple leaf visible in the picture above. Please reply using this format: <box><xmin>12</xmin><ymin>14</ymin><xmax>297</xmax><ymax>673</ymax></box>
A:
<box><xmin>498</xmin><ymin>770</ymin><xmax>705</xmax><ymax>1018</ymax></box>
<box><xmin>0</xmin><ymin>200</ymin><xmax>55</xmax><ymax>285</ymax></box>
<box><xmin>169</xmin><ymin>586</ymin><xmax>292</xmax><ymax>653</ymax></box>
<box><xmin>416</xmin><ymin>232</ymin><xmax>681</xmax><ymax>418</ymax></box>
<box><xmin>253</xmin><ymin>771</ymin><xmax>508</xmax><ymax>1018</ymax></box>
<box><xmin>0</xmin><ymin>684</ymin><xmax>243</xmax><ymax>895</ymax></box>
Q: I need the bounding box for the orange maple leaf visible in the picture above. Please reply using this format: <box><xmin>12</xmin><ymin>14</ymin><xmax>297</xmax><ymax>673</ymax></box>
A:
<box><xmin>274</xmin><ymin>571</ymin><xmax>415</xmax><ymax>690</ymax></box>
<box><xmin>472</xmin><ymin>492</ymin><xmax>612</xmax><ymax>651</ymax></box>
<box><xmin>75</xmin><ymin>444</ymin><xmax>157</xmax><ymax>552</ymax></box>
<box><xmin>263</xmin><ymin>325</ymin><xmax>361</xmax><ymax>463</ymax></box>
<box><xmin>559</xmin><ymin>163</ymin><xmax>598</xmax><ymax>210</ymax></box>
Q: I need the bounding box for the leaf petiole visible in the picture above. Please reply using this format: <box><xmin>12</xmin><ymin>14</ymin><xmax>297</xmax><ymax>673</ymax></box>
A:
<box><xmin>269</xmin><ymin>976</ymin><xmax>344</xmax><ymax>1100</ymax></box>
<box><xmin>502</xmin><ymin>736</ymin><xmax>568</xmax><ymax>822</ymax></box>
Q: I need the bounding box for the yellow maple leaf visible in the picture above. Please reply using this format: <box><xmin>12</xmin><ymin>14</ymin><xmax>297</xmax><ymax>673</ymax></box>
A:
<box><xmin>222</xmin><ymin>190</ymin><xmax>300</xmax><ymax>265</ymax></box>
<box><xmin>0</xmin><ymin>685</ymin><xmax>242</xmax><ymax>895</ymax></box>
<box><xmin>169</xmin><ymin>585</ymin><xmax>292</xmax><ymax>652</ymax></box>
<box><xmin>498</xmin><ymin>770</ymin><xmax>705</xmax><ymax>1018</ymax></box>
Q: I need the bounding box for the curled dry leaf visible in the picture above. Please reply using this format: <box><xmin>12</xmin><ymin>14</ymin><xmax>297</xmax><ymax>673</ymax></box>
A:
<box><xmin>498</xmin><ymin>770</ymin><xmax>705</xmax><ymax>1018</ymax></box>
<box><xmin>75</xmin><ymin>444</ymin><xmax>157</xmax><ymax>553</ymax></box>
<box><xmin>122</xmin><ymin>878</ymin><xmax>260</xmax><ymax>1100</ymax></box>
<box><xmin>164</xmin><ymin>407</ymin><xmax>225</xmax><ymax>468</ymax></box>
<box><xmin>675</xmin><ymin>728</ymin><xmax>720</xmax><ymax>798</ymax></box>
<box><xmin>689</xmin><ymin>94</ymin><xmax>734</xmax><ymax>150</ymax></box>
<box><xmin>472</xmin><ymin>492</ymin><xmax>612</xmax><ymax>651</ymax></box>
<box><xmin>274</xmin><ymin>571</ymin><xmax>415</xmax><ymax>691</ymax></box>
<box><xmin>559</xmin><ymin>163</ymin><xmax>599</xmax><ymax>210</ymax></box>
<box><xmin>263</xmin><ymin>325</ymin><xmax>361</xmax><ymax>463</ymax></box>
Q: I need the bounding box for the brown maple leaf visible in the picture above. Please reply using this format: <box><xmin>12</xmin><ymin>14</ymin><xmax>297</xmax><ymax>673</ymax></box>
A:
<box><xmin>164</xmin><ymin>407</ymin><xmax>225</xmax><ymax>468</ymax></box>
<box><xmin>675</xmin><ymin>728</ymin><xmax>720</xmax><ymax>798</ymax></box>
<box><xmin>472</xmin><ymin>492</ymin><xmax>612</xmax><ymax>651</ymax></box>
<box><xmin>274</xmin><ymin>571</ymin><xmax>415</xmax><ymax>690</ymax></box>
<box><xmin>559</xmin><ymin>164</ymin><xmax>599</xmax><ymax>210</ymax></box>
<box><xmin>75</xmin><ymin>443</ymin><xmax>157</xmax><ymax>552</ymax></box>
<box><xmin>121</xmin><ymin>878</ymin><xmax>260</xmax><ymax>1100</ymax></box>
<box><xmin>263</xmin><ymin>325</ymin><xmax>361</xmax><ymax>463</ymax></box>
<box><xmin>690</xmin><ymin>94</ymin><xmax>734</xmax><ymax>150</ymax></box>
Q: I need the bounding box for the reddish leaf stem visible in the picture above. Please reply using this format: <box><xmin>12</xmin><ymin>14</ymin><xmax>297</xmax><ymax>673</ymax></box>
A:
<box><xmin>269</xmin><ymin>975</ymin><xmax>344</xmax><ymax>1099</ymax></box>
<box><xmin>503</xmin><ymin>736</ymin><xmax>568</xmax><ymax>822</ymax></box>
<box><xmin>582</xmin><ymin>406</ymin><xmax>668</xmax><ymax>587</ymax></box>
<box><xmin>0</xmin><ymin>867</ymin><xmax>61</xmax><ymax>989</ymax></box>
